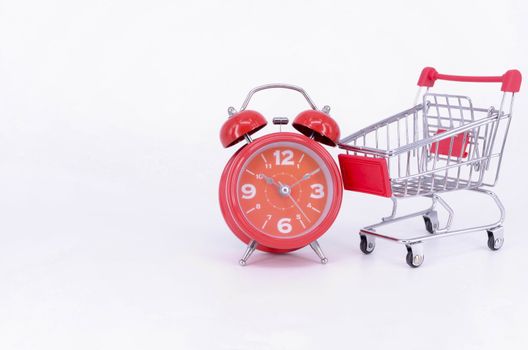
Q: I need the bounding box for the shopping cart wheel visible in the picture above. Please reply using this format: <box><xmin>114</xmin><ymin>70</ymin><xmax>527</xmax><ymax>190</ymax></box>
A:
<box><xmin>359</xmin><ymin>234</ymin><xmax>375</xmax><ymax>254</ymax></box>
<box><xmin>405</xmin><ymin>244</ymin><xmax>424</xmax><ymax>268</ymax></box>
<box><xmin>487</xmin><ymin>226</ymin><xmax>504</xmax><ymax>251</ymax></box>
<box><xmin>423</xmin><ymin>211</ymin><xmax>439</xmax><ymax>234</ymax></box>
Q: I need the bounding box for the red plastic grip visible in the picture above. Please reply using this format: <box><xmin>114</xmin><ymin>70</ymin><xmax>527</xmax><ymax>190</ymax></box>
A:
<box><xmin>338</xmin><ymin>154</ymin><xmax>392</xmax><ymax>197</ymax></box>
<box><xmin>417</xmin><ymin>67</ymin><xmax>522</xmax><ymax>93</ymax></box>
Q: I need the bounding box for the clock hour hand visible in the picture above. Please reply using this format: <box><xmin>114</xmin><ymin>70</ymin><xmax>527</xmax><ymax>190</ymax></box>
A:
<box><xmin>257</xmin><ymin>173</ymin><xmax>280</xmax><ymax>188</ymax></box>
<box><xmin>290</xmin><ymin>168</ymin><xmax>321</xmax><ymax>189</ymax></box>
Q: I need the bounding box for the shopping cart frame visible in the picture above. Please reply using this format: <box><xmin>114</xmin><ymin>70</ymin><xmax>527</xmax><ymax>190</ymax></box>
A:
<box><xmin>338</xmin><ymin>67</ymin><xmax>522</xmax><ymax>267</ymax></box>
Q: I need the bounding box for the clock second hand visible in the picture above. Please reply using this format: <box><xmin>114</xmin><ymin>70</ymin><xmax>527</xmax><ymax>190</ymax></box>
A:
<box><xmin>278</xmin><ymin>181</ymin><xmax>311</xmax><ymax>223</ymax></box>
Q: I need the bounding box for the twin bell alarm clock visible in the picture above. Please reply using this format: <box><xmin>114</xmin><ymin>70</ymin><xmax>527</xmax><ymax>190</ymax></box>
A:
<box><xmin>218</xmin><ymin>84</ymin><xmax>343</xmax><ymax>266</ymax></box>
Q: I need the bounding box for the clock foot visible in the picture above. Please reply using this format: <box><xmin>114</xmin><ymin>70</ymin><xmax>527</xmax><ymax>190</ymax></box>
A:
<box><xmin>239</xmin><ymin>240</ymin><xmax>257</xmax><ymax>266</ymax></box>
<box><xmin>309</xmin><ymin>240</ymin><xmax>328</xmax><ymax>264</ymax></box>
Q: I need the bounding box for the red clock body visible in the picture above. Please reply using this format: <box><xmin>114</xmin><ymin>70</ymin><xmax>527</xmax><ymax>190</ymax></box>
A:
<box><xmin>219</xmin><ymin>132</ymin><xmax>343</xmax><ymax>251</ymax></box>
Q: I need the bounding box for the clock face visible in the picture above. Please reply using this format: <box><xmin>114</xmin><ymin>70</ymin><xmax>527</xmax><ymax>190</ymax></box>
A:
<box><xmin>220</xmin><ymin>132</ymin><xmax>343</xmax><ymax>250</ymax></box>
<box><xmin>236</xmin><ymin>141</ymin><xmax>334</xmax><ymax>239</ymax></box>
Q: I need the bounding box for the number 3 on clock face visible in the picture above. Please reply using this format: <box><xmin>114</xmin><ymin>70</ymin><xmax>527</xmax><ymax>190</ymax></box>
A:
<box><xmin>220</xmin><ymin>133</ymin><xmax>343</xmax><ymax>251</ymax></box>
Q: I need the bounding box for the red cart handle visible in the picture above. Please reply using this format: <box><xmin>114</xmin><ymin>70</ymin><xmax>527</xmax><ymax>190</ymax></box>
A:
<box><xmin>417</xmin><ymin>67</ymin><xmax>522</xmax><ymax>93</ymax></box>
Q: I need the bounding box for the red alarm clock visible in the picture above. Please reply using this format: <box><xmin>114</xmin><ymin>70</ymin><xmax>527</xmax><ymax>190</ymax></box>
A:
<box><xmin>219</xmin><ymin>84</ymin><xmax>343</xmax><ymax>265</ymax></box>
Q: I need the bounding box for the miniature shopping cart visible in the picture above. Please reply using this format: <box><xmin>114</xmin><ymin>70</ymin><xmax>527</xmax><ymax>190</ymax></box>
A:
<box><xmin>338</xmin><ymin>67</ymin><xmax>522</xmax><ymax>267</ymax></box>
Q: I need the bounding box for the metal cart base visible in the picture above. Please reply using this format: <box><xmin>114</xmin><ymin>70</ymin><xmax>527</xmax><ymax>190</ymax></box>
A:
<box><xmin>358</xmin><ymin>188</ymin><xmax>504</xmax><ymax>267</ymax></box>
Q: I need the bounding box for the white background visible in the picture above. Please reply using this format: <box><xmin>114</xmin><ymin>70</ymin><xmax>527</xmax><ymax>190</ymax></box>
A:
<box><xmin>0</xmin><ymin>0</ymin><xmax>527</xmax><ymax>349</ymax></box>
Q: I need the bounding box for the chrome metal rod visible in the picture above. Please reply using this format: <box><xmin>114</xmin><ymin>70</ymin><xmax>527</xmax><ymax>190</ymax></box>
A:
<box><xmin>240</xmin><ymin>83</ymin><xmax>317</xmax><ymax>111</ymax></box>
<box><xmin>239</xmin><ymin>240</ymin><xmax>257</xmax><ymax>266</ymax></box>
<box><xmin>309</xmin><ymin>240</ymin><xmax>328</xmax><ymax>264</ymax></box>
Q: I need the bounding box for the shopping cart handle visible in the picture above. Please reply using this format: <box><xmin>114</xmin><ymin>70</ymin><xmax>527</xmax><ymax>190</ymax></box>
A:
<box><xmin>417</xmin><ymin>67</ymin><xmax>522</xmax><ymax>93</ymax></box>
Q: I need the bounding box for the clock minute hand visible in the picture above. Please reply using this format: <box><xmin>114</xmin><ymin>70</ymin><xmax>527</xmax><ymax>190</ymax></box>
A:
<box><xmin>290</xmin><ymin>168</ymin><xmax>321</xmax><ymax>189</ymax></box>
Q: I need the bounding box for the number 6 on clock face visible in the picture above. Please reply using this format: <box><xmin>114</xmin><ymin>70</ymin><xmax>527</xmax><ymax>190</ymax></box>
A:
<box><xmin>277</xmin><ymin>218</ymin><xmax>292</xmax><ymax>234</ymax></box>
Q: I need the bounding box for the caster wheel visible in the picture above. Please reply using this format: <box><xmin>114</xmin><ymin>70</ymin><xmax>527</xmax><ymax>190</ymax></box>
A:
<box><xmin>359</xmin><ymin>235</ymin><xmax>375</xmax><ymax>254</ymax></box>
<box><xmin>487</xmin><ymin>227</ymin><xmax>504</xmax><ymax>251</ymax></box>
<box><xmin>423</xmin><ymin>210</ymin><xmax>438</xmax><ymax>234</ymax></box>
<box><xmin>406</xmin><ymin>245</ymin><xmax>424</xmax><ymax>268</ymax></box>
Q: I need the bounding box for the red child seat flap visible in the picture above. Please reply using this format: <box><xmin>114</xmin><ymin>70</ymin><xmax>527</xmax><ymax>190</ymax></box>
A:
<box><xmin>338</xmin><ymin>154</ymin><xmax>392</xmax><ymax>197</ymax></box>
<box><xmin>430</xmin><ymin>129</ymin><xmax>470</xmax><ymax>158</ymax></box>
